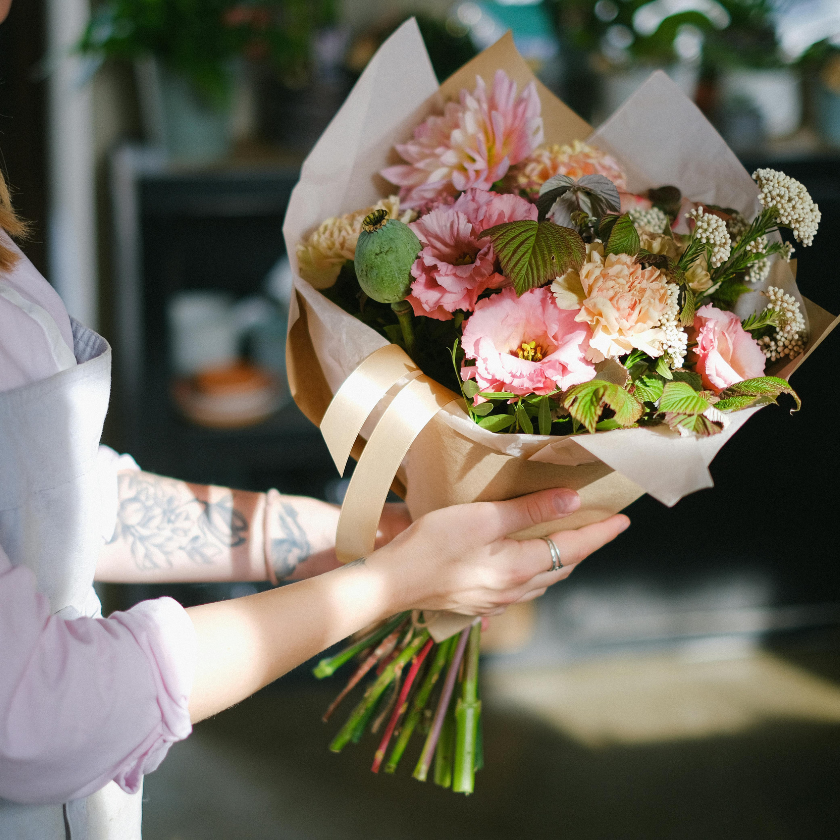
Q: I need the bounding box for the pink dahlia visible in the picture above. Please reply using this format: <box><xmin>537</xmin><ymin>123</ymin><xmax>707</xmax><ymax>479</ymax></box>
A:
<box><xmin>461</xmin><ymin>286</ymin><xmax>596</xmax><ymax>398</ymax></box>
<box><xmin>408</xmin><ymin>189</ymin><xmax>536</xmax><ymax>320</ymax></box>
<box><xmin>503</xmin><ymin>140</ymin><xmax>628</xmax><ymax>198</ymax></box>
<box><xmin>381</xmin><ymin>70</ymin><xmax>543</xmax><ymax>211</ymax></box>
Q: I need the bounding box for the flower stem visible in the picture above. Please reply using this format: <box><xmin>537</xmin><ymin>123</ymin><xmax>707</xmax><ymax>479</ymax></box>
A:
<box><xmin>321</xmin><ymin>620</ymin><xmax>406</xmax><ymax>722</ymax></box>
<box><xmin>434</xmin><ymin>698</ymin><xmax>457</xmax><ymax>788</ymax></box>
<box><xmin>313</xmin><ymin>612</ymin><xmax>408</xmax><ymax>679</ymax></box>
<box><xmin>383</xmin><ymin>637</ymin><xmax>453</xmax><ymax>774</ymax></box>
<box><xmin>329</xmin><ymin>630</ymin><xmax>430</xmax><ymax>753</ymax></box>
<box><xmin>372</xmin><ymin>637</ymin><xmax>434</xmax><ymax>773</ymax></box>
<box><xmin>452</xmin><ymin>618</ymin><xmax>482</xmax><ymax>794</ymax></box>
<box><xmin>413</xmin><ymin>626</ymin><xmax>471</xmax><ymax>782</ymax></box>
<box><xmin>391</xmin><ymin>299</ymin><xmax>415</xmax><ymax>358</ymax></box>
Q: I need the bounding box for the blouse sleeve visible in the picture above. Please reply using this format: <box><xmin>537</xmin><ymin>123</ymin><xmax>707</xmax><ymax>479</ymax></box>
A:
<box><xmin>0</xmin><ymin>546</ymin><xmax>196</xmax><ymax>805</ymax></box>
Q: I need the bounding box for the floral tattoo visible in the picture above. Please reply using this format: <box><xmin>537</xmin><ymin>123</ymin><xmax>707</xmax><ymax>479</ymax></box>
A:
<box><xmin>109</xmin><ymin>472</ymin><xmax>247</xmax><ymax>572</ymax></box>
<box><xmin>269</xmin><ymin>502</ymin><xmax>312</xmax><ymax>580</ymax></box>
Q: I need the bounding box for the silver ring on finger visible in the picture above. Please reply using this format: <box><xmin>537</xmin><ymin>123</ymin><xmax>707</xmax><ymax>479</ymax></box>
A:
<box><xmin>541</xmin><ymin>536</ymin><xmax>563</xmax><ymax>573</ymax></box>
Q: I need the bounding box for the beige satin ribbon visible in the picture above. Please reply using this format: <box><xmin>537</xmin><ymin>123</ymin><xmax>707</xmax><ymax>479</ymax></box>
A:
<box><xmin>320</xmin><ymin>344</ymin><xmax>462</xmax><ymax>563</ymax></box>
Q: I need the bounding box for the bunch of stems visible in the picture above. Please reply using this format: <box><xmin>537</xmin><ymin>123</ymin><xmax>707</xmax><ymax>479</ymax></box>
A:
<box><xmin>314</xmin><ymin>613</ymin><xmax>484</xmax><ymax>794</ymax></box>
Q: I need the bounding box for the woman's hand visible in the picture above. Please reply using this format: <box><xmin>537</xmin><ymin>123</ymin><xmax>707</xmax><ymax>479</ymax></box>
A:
<box><xmin>367</xmin><ymin>488</ymin><xmax>629</xmax><ymax>617</ymax></box>
<box><xmin>186</xmin><ymin>487</ymin><xmax>629</xmax><ymax>723</ymax></box>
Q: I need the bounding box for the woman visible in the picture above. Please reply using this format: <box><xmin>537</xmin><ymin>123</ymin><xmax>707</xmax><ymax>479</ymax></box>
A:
<box><xmin>0</xmin><ymin>4</ymin><xmax>629</xmax><ymax>836</ymax></box>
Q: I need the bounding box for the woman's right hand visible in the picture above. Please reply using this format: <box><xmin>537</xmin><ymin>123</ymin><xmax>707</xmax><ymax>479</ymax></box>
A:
<box><xmin>366</xmin><ymin>487</ymin><xmax>630</xmax><ymax>617</ymax></box>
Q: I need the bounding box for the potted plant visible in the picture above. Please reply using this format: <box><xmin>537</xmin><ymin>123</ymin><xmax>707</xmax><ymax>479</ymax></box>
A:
<box><xmin>548</xmin><ymin>0</ymin><xmax>729</xmax><ymax>121</ymax></box>
<box><xmin>706</xmin><ymin>0</ymin><xmax>803</xmax><ymax>141</ymax></box>
<box><xmin>77</xmin><ymin>0</ymin><xmax>334</xmax><ymax>162</ymax></box>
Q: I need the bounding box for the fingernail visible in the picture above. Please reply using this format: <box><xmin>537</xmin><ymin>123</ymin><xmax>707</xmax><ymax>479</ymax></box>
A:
<box><xmin>553</xmin><ymin>490</ymin><xmax>580</xmax><ymax>515</ymax></box>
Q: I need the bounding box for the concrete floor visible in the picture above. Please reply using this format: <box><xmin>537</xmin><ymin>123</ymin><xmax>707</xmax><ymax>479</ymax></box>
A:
<box><xmin>141</xmin><ymin>619</ymin><xmax>840</xmax><ymax>840</ymax></box>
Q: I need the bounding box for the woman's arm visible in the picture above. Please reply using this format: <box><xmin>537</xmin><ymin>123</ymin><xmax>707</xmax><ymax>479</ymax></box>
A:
<box><xmin>95</xmin><ymin>470</ymin><xmax>410</xmax><ymax>585</ymax></box>
<box><xmin>186</xmin><ymin>487</ymin><xmax>630</xmax><ymax>722</ymax></box>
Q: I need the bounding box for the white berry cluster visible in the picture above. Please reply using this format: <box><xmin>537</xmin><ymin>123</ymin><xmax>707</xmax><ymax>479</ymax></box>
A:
<box><xmin>656</xmin><ymin>283</ymin><xmax>687</xmax><ymax>369</ymax></box>
<box><xmin>629</xmin><ymin>206</ymin><xmax>669</xmax><ymax>235</ymax></box>
<box><xmin>725</xmin><ymin>211</ymin><xmax>749</xmax><ymax>243</ymax></box>
<box><xmin>752</xmin><ymin>168</ymin><xmax>821</xmax><ymax>246</ymax></box>
<box><xmin>687</xmin><ymin>207</ymin><xmax>731</xmax><ymax>267</ymax></box>
<box><xmin>745</xmin><ymin>257</ymin><xmax>771</xmax><ymax>284</ymax></box>
<box><xmin>757</xmin><ymin>286</ymin><xmax>807</xmax><ymax>361</ymax></box>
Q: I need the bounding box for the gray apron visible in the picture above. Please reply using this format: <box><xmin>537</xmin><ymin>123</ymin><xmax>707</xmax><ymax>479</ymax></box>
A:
<box><xmin>0</xmin><ymin>320</ymin><xmax>142</xmax><ymax>839</ymax></box>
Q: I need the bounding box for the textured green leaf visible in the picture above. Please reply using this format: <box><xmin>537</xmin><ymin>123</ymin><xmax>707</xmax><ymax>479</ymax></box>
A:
<box><xmin>477</xmin><ymin>413</ymin><xmax>516</xmax><ymax>432</ymax></box>
<box><xmin>633</xmin><ymin>375</ymin><xmax>665</xmax><ymax>404</ymax></box>
<box><xmin>672</xmin><ymin>369</ymin><xmax>703</xmax><ymax>390</ymax></box>
<box><xmin>576</xmin><ymin>174</ymin><xmax>622</xmax><ymax>218</ymax></box>
<box><xmin>714</xmin><ymin>394</ymin><xmax>765</xmax><ymax>412</ymax></box>
<box><xmin>481</xmin><ymin>220</ymin><xmax>586</xmax><ymax>296</ymax></box>
<box><xmin>563</xmin><ymin>380</ymin><xmax>644</xmax><ymax>434</ymax></box>
<box><xmin>605</xmin><ymin>213</ymin><xmax>641</xmax><ymax>257</ymax></box>
<box><xmin>479</xmin><ymin>391</ymin><xmax>517</xmax><ymax>401</ymax></box>
<box><xmin>647</xmin><ymin>185</ymin><xmax>682</xmax><ymax>217</ymax></box>
<box><xmin>721</xmin><ymin>376</ymin><xmax>801</xmax><ymax>411</ymax></box>
<box><xmin>664</xmin><ymin>411</ymin><xmax>725</xmax><ymax>436</ymax></box>
<box><xmin>712</xmin><ymin>281</ymin><xmax>753</xmax><ymax>310</ymax></box>
<box><xmin>659</xmin><ymin>381</ymin><xmax>709</xmax><ymax>415</ymax></box>
<box><xmin>537</xmin><ymin>396</ymin><xmax>552</xmax><ymax>435</ymax></box>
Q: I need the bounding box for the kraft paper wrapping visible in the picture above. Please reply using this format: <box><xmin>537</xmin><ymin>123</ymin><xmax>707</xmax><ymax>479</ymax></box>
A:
<box><xmin>283</xmin><ymin>20</ymin><xmax>839</xmax><ymax>640</ymax></box>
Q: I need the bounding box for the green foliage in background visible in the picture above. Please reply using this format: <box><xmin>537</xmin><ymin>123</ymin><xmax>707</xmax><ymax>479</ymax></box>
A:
<box><xmin>78</xmin><ymin>0</ymin><xmax>337</xmax><ymax>103</ymax></box>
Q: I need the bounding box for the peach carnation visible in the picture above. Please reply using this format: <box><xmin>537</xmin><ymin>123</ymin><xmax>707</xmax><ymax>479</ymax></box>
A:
<box><xmin>461</xmin><ymin>286</ymin><xmax>596</xmax><ymax>398</ymax></box>
<box><xmin>552</xmin><ymin>243</ymin><xmax>672</xmax><ymax>361</ymax></box>
<box><xmin>297</xmin><ymin>196</ymin><xmax>413</xmax><ymax>288</ymax></box>
<box><xmin>408</xmin><ymin>189</ymin><xmax>536</xmax><ymax>320</ymax></box>
<box><xmin>382</xmin><ymin>70</ymin><xmax>543</xmax><ymax>211</ymax></box>
<box><xmin>503</xmin><ymin>140</ymin><xmax>628</xmax><ymax>198</ymax></box>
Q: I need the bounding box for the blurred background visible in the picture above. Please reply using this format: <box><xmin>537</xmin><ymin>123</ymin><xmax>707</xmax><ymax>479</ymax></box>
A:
<box><xmin>1</xmin><ymin>2</ymin><xmax>839</xmax><ymax>838</ymax></box>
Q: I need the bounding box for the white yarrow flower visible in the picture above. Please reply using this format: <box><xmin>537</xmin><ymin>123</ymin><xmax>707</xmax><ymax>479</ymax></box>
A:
<box><xmin>630</xmin><ymin>206</ymin><xmax>669</xmax><ymax>235</ymax></box>
<box><xmin>752</xmin><ymin>168</ymin><xmax>821</xmax><ymax>246</ymax></box>
<box><xmin>687</xmin><ymin>207</ymin><xmax>731</xmax><ymax>268</ymax></box>
<box><xmin>758</xmin><ymin>286</ymin><xmax>807</xmax><ymax>361</ymax></box>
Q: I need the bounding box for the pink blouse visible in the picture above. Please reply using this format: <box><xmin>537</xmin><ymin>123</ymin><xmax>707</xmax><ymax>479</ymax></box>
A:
<box><xmin>0</xmin><ymin>235</ymin><xmax>196</xmax><ymax>805</ymax></box>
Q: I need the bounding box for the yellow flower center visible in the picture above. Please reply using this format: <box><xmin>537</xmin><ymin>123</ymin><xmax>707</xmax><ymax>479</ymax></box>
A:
<box><xmin>517</xmin><ymin>341</ymin><xmax>544</xmax><ymax>362</ymax></box>
<box><xmin>453</xmin><ymin>252</ymin><xmax>476</xmax><ymax>266</ymax></box>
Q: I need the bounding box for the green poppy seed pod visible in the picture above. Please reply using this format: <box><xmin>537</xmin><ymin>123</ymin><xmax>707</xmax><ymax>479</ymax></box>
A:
<box><xmin>354</xmin><ymin>209</ymin><xmax>421</xmax><ymax>304</ymax></box>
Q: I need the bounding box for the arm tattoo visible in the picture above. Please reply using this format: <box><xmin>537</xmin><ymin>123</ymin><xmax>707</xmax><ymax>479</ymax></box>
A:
<box><xmin>269</xmin><ymin>502</ymin><xmax>312</xmax><ymax>580</ymax></box>
<box><xmin>109</xmin><ymin>472</ymin><xmax>248</xmax><ymax>572</ymax></box>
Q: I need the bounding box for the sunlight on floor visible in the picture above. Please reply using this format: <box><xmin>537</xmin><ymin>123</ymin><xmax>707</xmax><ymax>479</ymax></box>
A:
<box><xmin>483</xmin><ymin>639</ymin><xmax>840</xmax><ymax>747</ymax></box>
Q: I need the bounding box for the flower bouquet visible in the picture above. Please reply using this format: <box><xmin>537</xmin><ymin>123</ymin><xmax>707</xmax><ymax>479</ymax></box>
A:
<box><xmin>283</xmin><ymin>20</ymin><xmax>839</xmax><ymax>794</ymax></box>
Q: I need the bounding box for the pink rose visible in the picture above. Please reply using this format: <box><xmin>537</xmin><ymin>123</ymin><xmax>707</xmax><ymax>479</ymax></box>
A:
<box><xmin>461</xmin><ymin>286</ymin><xmax>596</xmax><ymax>397</ymax></box>
<box><xmin>690</xmin><ymin>304</ymin><xmax>766</xmax><ymax>392</ymax></box>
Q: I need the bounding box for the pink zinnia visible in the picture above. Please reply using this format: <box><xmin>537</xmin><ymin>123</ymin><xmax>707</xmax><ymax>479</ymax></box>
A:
<box><xmin>461</xmin><ymin>286</ymin><xmax>596</xmax><ymax>398</ymax></box>
<box><xmin>382</xmin><ymin>70</ymin><xmax>543</xmax><ymax>211</ymax></box>
<box><xmin>408</xmin><ymin>189</ymin><xmax>536</xmax><ymax>321</ymax></box>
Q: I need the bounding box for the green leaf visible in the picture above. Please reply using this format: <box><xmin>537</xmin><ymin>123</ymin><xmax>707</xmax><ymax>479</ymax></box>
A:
<box><xmin>623</xmin><ymin>348</ymin><xmax>651</xmax><ymax>369</ymax></box>
<box><xmin>515</xmin><ymin>401</ymin><xmax>533</xmax><ymax>434</ymax></box>
<box><xmin>461</xmin><ymin>380</ymin><xmax>479</xmax><ymax>399</ymax></box>
<box><xmin>478</xmin><ymin>391</ymin><xmax>517</xmax><ymax>401</ymax></box>
<box><xmin>663</xmin><ymin>412</ymin><xmax>725</xmax><ymax>437</ymax></box>
<box><xmin>481</xmin><ymin>220</ymin><xmax>586</xmax><ymax>296</ymax></box>
<box><xmin>477</xmin><ymin>413</ymin><xmax>516</xmax><ymax>432</ymax></box>
<box><xmin>633</xmin><ymin>375</ymin><xmax>665</xmax><ymax>404</ymax></box>
<box><xmin>720</xmin><ymin>376</ymin><xmax>801</xmax><ymax>412</ymax></box>
<box><xmin>538</xmin><ymin>174</ymin><xmax>621</xmax><ymax>226</ymax></box>
<box><xmin>671</xmin><ymin>369</ymin><xmax>703</xmax><ymax>390</ymax></box>
<box><xmin>604</xmin><ymin>213</ymin><xmax>641</xmax><ymax>257</ymax></box>
<box><xmin>714</xmin><ymin>394</ymin><xmax>765</xmax><ymax>412</ymax></box>
<box><xmin>595</xmin><ymin>419</ymin><xmax>623</xmax><ymax>431</ymax></box>
<box><xmin>537</xmin><ymin>396</ymin><xmax>552</xmax><ymax>435</ymax></box>
<box><xmin>679</xmin><ymin>285</ymin><xmax>696</xmax><ymax>327</ymax></box>
<box><xmin>470</xmin><ymin>401</ymin><xmax>494</xmax><ymax>416</ymax></box>
<box><xmin>563</xmin><ymin>380</ymin><xmax>644</xmax><ymax>434</ymax></box>
<box><xmin>659</xmin><ymin>381</ymin><xmax>710</xmax><ymax>415</ymax></box>
<box><xmin>599</xmin><ymin>213</ymin><xmax>620</xmax><ymax>243</ymax></box>
<box><xmin>741</xmin><ymin>309</ymin><xmax>780</xmax><ymax>333</ymax></box>
<box><xmin>654</xmin><ymin>355</ymin><xmax>674</xmax><ymax>379</ymax></box>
